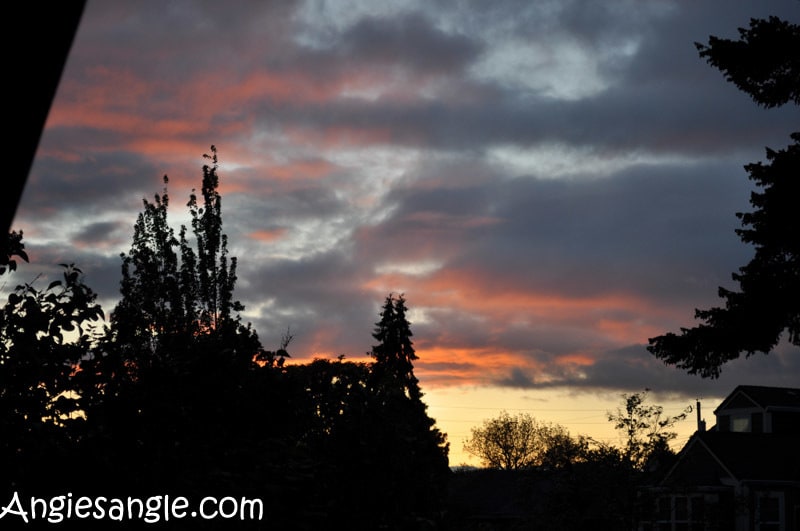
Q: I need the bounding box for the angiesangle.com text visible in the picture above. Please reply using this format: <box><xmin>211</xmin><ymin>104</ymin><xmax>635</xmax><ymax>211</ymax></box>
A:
<box><xmin>0</xmin><ymin>491</ymin><xmax>264</xmax><ymax>524</ymax></box>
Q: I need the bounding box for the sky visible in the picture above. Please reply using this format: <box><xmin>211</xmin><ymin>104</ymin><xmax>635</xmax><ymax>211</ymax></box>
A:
<box><xmin>10</xmin><ymin>0</ymin><xmax>800</xmax><ymax>465</ymax></box>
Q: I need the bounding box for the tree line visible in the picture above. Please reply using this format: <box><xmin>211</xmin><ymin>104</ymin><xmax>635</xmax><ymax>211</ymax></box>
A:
<box><xmin>450</xmin><ymin>390</ymin><xmax>691</xmax><ymax>529</ymax></box>
<box><xmin>1</xmin><ymin>147</ymin><xmax>448</xmax><ymax>530</ymax></box>
<box><xmin>2</xmin><ymin>14</ymin><xmax>796</xmax><ymax>531</ymax></box>
<box><xmin>0</xmin><ymin>150</ymin><xmax>693</xmax><ymax>531</ymax></box>
<box><xmin>463</xmin><ymin>389</ymin><xmax>690</xmax><ymax>473</ymax></box>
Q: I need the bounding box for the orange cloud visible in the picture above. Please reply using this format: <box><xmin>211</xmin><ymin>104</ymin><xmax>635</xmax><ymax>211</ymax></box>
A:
<box><xmin>360</xmin><ymin>264</ymin><xmax>675</xmax><ymax>388</ymax></box>
<box><xmin>234</xmin><ymin>70</ymin><xmax>339</xmax><ymax>105</ymax></box>
<box><xmin>412</xmin><ymin>344</ymin><xmax>546</xmax><ymax>387</ymax></box>
<box><xmin>268</xmin><ymin>159</ymin><xmax>336</xmax><ymax>181</ymax></box>
<box><xmin>248</xmin><ymin>228</ymin><xmax>288</xmax><ymax>242</ymax></box>
<box><xmin>595</xmin><ymin>318</ymin><xmax>665</xmax><ymax>348</ymax></box>
<box><xmin>411</xmin><ymin>268</ymin><xmax>656</xmax><ymax>322</ymax></box>
<box><xmin>555</xmin><ymin>354</ymin><xmax>595</xmax><ymax>367</ymax></box>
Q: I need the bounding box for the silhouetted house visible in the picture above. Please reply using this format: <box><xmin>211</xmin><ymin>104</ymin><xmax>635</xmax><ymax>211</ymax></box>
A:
<box><xmin>639</xmin><ymin>385</ymin><xmax>800</xmax><ymax>531</ymax></box>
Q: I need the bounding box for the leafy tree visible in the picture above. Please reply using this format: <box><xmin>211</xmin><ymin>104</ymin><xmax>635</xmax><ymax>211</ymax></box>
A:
<box><xmin>111</xmin><ymin>146</ymin><xmax>258</xmax><ymax>365</ymax></box>
<box><xmin>1</xmin><ymin>230</ymin><xmax>28</xmax><ymax>275</ymax></box>
<box><xmin>87</xmin><ymin>147</ymin><xmax>265</xmax><ymax>497</ymax></box>
<box><xmin>463</xmin><ymin>411</ymin><xmax>584</xmax><ymax>470</ymax></box>
<box><xmin>185</xmin><ymin>146</ymin><xmax>243</xmax><ymax>335</ymax></box>
<box><xmin>606</xmin><ymin>389</ymin><xmax>691</xmax><ymax>471</ymax></box>
<box><xmin>648</xmin><ymin>17</ymin><xmax>800</xmax><ymax>377</ymax></box>
<box><xmin>1</xmin><ymin>264</ymin><xmax>105</xmax><ymax>425</ymax></box>
<box><xmin>112</xmin><ymin>176</ymin><xmax>184</xmax><ymax>362</ymax></box>
<box><xmin>540</xmin><ymin>427</ymin><xmax>590</xmax><ymax>469</ymax></box>
<box><xmin>1</xmin><ymin>263</ymin><xmax>105</xmax><ymax>488</ymax></box>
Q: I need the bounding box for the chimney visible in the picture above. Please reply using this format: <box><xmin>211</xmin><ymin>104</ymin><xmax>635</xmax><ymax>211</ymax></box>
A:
<box><xmin>696</xmin><ymin>400</ymin><xmax>706</xmax><ymax>432</ymax></box>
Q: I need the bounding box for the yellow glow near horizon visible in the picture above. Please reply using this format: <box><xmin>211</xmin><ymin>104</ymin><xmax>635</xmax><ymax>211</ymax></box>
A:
<box><xmin>423</xmin><ymin>385</ymin><xmax>720</xmax><ymax>467</ymax></box>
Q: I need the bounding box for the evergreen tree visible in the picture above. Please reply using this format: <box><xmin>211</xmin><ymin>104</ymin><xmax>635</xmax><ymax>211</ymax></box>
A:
<box><xmin>648</xmin><ymin>17</ymin><xmax>799</xmax><ymax>377</ymax></box>
<box><xmin>695</xmin><ymin>16</ymin><xmax>799</xmax><ymax>109</ymax></box>
<box><xmin>366</xmin><ymin>293</ymin><xmax>450</xmax><ymax>527</ymax></box>
<box><xmin>370</xmin><ymin>293</ymin><xmax>421</xmax><ymax>400</ymax></box>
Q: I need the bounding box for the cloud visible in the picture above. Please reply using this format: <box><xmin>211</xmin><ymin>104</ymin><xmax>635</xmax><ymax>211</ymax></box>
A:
<box><xmin>491</xmin><ymin>339</ymin><xmax>800</xmax><ymax>399</ymax></box>
<box><xmin>73</xmin><ymin>220</ymin><xmax>128</xmax><ymax>249</ymax></box>
<box><xmin>11</xmin><ymin>0</ymin><xmax>798</xmax><ymax>404</ymax></box>
<box><xmin>338</xmin><ymin>13</ymin><xmax>483</xmax><ymax>74</ymax></box>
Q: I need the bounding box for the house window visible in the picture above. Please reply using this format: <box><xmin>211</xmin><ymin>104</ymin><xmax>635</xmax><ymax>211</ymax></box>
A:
<box><xmin>655</xmin><ymin>495</ymin><xmax>705</xmax><ymax>531</ymax></box>
<box><xmin>730</xmin><ymin>413</ymin><xmax>751</xmax><ymax>432</ymax></box>
<box><xmin>756</xmin><ymin>492</ymin><xmax>783</xmax><ymax>531</ymax></box>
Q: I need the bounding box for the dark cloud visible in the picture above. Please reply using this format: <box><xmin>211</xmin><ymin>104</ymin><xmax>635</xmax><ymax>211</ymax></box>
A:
<box><xmin>21</xmin><ymin>150</ymin><xmax>159</xmax><ymax>219</ymax></box>
<box><xmin>338</xmin><ymin>13</ymin><xmax>483</xmax><ymax>73</ymax></box>
<box><xmin>358</xmin><ymin>157</ymin><xmax>754</xmax><ymax>305</ymax></box>
<box><xmin>74</xmin><ymin>221</ymin><xmax>127</xmax><ymax>247</ymax></box>
<box><xmin>493</xmin><ymin>340</ymin><xmax>800</xmax><ymax>400</ymax></box>
<box><xmin>11</xmin><ymin>0</ymin><xmax>798</xmax><ymax>409</ymax></box>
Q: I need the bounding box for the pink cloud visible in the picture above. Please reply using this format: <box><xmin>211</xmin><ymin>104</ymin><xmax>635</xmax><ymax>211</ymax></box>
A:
<box><xmin>267</xmin><ymin>159</ymin><xmax>336</xmax><ymax>181</ymax></box>
<box><xmin>247</xmin><ymin>228</ymin><xmax>288</xmax><ymax>242</ymax></box>
<box><xmin>359</xmin><ymin>264</ymin><xmax>682</xmax><ymax>388</ymax></box>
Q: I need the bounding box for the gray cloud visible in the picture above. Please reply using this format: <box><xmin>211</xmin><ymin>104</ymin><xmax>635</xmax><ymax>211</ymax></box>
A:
<box><xmin>11</xmin><ymin>0</ymin><xmax>798</xmax><ymax>401</ymax></box>
<box><xmin>338</xmin><ymin>13</ymin><xmax>483</xmax><ymax>73</ymax></box>
<box><xmin>493</xmin><ymin>340</ymin><xmax>800</xmax><ymax>400</ymax></box>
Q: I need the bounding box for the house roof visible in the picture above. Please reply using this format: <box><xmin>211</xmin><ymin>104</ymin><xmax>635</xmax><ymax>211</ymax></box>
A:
<box><xmin>662</xmin><ymin>431</ymin><xmax>800</xmax><ymax>486</ymax></box>
<box><xmin>713</xmin><ymin>385</ymin><xmax>800</xmax><ymax>414</ymax></box>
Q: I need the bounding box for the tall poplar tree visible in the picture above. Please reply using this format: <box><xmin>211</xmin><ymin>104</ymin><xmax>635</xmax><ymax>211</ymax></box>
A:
<box><xmin>111</xmin><ymin>146</ymin><xmax>256</xmax><ymax>362</ymax></box>
<box><xmin>186</xmin><ymin>146</ymin><xmax>243</xmax><ymax>335</ymax></box>
<box><xmin>99</xmin><ymin>147</ymin><xmax>263</xmax><ymax>495</ymax></box>
<box><xmin>112</xmin><ymin>176</ymin><xmax>184</xmax><ymax>362</ymax></box>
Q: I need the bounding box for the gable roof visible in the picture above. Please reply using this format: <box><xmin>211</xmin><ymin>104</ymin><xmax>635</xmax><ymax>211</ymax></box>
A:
<box><xmin>713</xmin><ymin>385</ymin><xmax>800</xmax><ymax>414</ymax></box>
<box><xmin>662</xmin><ymin>431</ymin><xmax>800</xmax><ymax>486</ymax></box>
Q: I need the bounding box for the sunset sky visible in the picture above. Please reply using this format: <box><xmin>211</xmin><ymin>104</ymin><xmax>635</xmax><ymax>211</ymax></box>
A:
<box><xmin>11</xmin><ymin>0</ymin><xmax>799</xmax><ymax>465</ymax></box>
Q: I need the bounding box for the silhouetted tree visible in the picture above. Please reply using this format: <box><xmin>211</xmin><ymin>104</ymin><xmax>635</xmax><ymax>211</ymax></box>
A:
<box><xmin>696</xmin><ymin>16</ymin><xmax>799</xmax><ymax>108</ymax></box>
<box><xmin>361</xmin><ymin>293</ymin><xmax>450</xmax><ymax>528</ymax></box>
<box><xmin>463</xmin><ymin>411</ymin><xmax>584</xmax><ymax>470</ymax></box>
<box><xmin>606</xmin><ymin>389</ymin><xmax>691</xmax><ymax>471</ymax></box>
<box><xmin>1</xmin><ymin>230</ymin><xmax>28</xmax><ymax>275</ymax></box>
<box><xmin>648</xmin><ymin>17</ymin><xmax>800</xmax><ymax>377</ymax></box>
<box><xmin>82</xmin><ymin>147</ymin><xmax>267</xmax><ymax>501</ymax></box>
<box><xmin>1</xmin><ymin>263</ymin><xmax>105</xmax><ymax>490</ymax></box>
<box><xmin>112</xmin><ymin>175</ymin><xmax>185</xmax><ymax>362</ymax></box>
<box><xmin>112</xmin><ymin>146</ymin><xmax>257</xmax><ymax>363</ymax></box>
<box><xmin>185</xmin><ymin>146</ymin><xmax>243</xmax><ymax>336</ymax></box>
<box><xmin>370</xmin><ymin>293</ymin><xmax>421</xmax><ymax>401</ymax></box>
